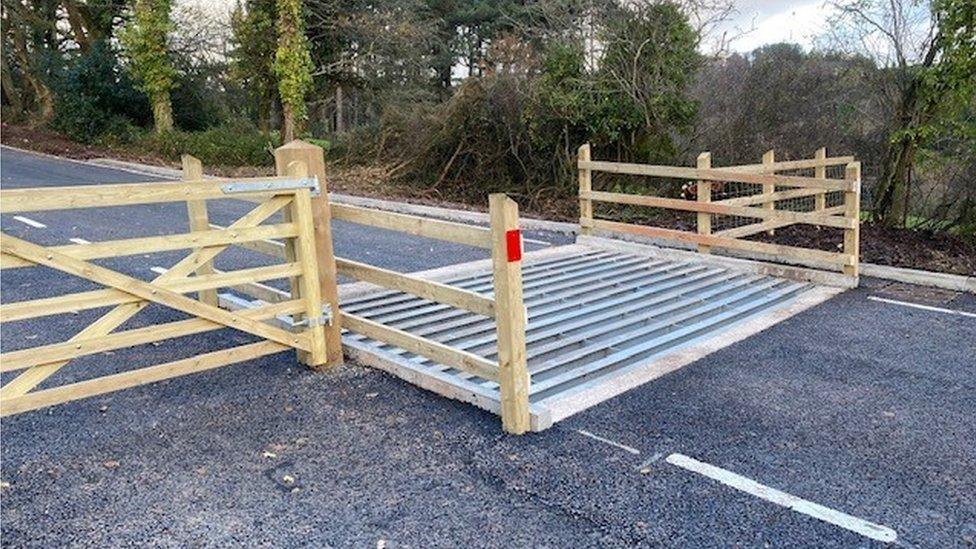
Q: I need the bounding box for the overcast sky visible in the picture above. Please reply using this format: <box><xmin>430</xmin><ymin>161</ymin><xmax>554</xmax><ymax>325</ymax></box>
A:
<box><xmin>718</xmin><ymin>0</ymin><xmax>835</xmax><ymax>53</ymax></box>
<box><xmin>182</xmin><ymin>0</ymin><xmax>838</xmax><ymax>55</ymax></box>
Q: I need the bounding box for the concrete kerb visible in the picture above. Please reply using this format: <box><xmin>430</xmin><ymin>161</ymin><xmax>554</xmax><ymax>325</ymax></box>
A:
<box><xmin>83</xmin><ymin>157</ymin><xmax>580</xmax><ymax>235</ymax></box>
<box><xmin>15</xmin><ymin>149</ymin><xmax>971</xmax><ymax>294</ymax></box>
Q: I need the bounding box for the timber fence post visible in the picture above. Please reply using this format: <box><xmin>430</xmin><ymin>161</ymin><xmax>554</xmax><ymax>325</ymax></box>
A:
<box><xmin>490</xmin><ymin>193</ymin><xmax>530</xmax><ymax>435</ymax></box>
<box><xmin>763</xmin><ymin>149</ymin><xmax>775</xmax><ymax>235</ymax></box>
<box><xmin>578</xmin><ymin>143</ymin><xmax>593</xmax><ymax>235</ymax></box>
<box><xmin>844</xmin><ymin>161</ymin><xmax>861</xmax><ymax>280</ymax></box>
<box><xmin>815</xmin><ymin>147</ymin><xmax>827</xmax><ymax>211</ymax></box>
<box><xmin>696</xmin><ymin>152</ymin><xmax>711</xmax><ymax>254</ymax></box>
<box><xmin>274</xmin><ymin>140</ymin><xmax>344</xmax><ymax>368</ymax></box>
<box><xmin>182</xmin><ymin>155</ymin><xmax>217</xmax><ymax>306</ymax></box>
<box><xmin>286</xmin><ymin>159</ymin><xmax>329</xmax><ymax>367</ymax></box>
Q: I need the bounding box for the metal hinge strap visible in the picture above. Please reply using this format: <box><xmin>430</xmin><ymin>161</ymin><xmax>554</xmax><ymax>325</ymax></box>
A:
<box><xmin>221</xmin><ymin>177</ymin><xmax>320</xmax><ymax>196</ymax></box>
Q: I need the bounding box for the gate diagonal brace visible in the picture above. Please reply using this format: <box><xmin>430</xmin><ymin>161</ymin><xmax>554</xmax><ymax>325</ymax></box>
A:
<box><xmin>0</xmin><ymin>196</ymin><xmax>293</xmax><ymax>399</ymax></box>
<box><xmin>0</xmin><ymin>233</ymin><xmax>312</xmax><ymax>353</ymax></box>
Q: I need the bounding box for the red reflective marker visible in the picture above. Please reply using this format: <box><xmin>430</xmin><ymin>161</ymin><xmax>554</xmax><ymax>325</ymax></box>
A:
<box><xmin>506</xmin><ymin>229</ymin><xmax>522</xmax><ymax>262</ymax></box>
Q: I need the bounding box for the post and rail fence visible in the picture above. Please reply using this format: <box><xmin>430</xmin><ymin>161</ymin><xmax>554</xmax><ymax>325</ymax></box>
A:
<box><xmin>205</xmin><ymin>142</ymin><xmax>533</xmax><ymax>434</ymax></box>
<box><xmin>577</xmin><ymin>143</ymin><xmax>861</xmax><ymax>279</ymax></box>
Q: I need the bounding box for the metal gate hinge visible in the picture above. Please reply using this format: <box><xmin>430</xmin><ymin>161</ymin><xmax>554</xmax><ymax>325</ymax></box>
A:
<box><xmin>221</xmin><ymin>176</ymin><xmax>320</xmax><ymax>197</ymax></box>
<box><xmin>293</xmin><ymin>304</ymin><xmax>333</xmax><ymax>328</ymax></box>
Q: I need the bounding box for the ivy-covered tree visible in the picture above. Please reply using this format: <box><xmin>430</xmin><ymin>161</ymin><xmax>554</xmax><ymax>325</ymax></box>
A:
<box><xmin>273</xmin><ymin>0</ymin><xmax>313</xmax><ymax>141</ymax></box>
<box><xmin>230</xmin><ymin>0</ymin><xmax>278</xmax><ymax>132</ymax></box>
<box><xmin>120</xmin><ymin>0</ymin><xmax>176</xmax><ymax>133</ymax></box>
<box><xmin>832</xmin><ymin>0</ymin><xmax>976</xmax><ymax>226</ymax></box>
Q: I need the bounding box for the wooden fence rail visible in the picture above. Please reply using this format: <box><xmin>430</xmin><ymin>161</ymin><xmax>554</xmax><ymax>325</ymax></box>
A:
<box><xmin>577</xmin><ymin>144</ymin><xmax>861</xmax><ymax>278</ymax></box>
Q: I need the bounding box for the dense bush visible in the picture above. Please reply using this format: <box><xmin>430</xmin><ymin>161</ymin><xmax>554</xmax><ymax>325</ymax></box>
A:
<box><xmin>171</xmin><ymin>76</ymin><xmax>225</xmax><ymax>132</ymax></box>
<box><xmin>136</xmin><ymin>120</ymin><xmax>280</xmax><ymax>166</ymax></box>
<box><xmin>345</xmin><ymin>3</ymin><xmax>700</xmax><ymax>212</ymax></box>
<box><xmin>47</xmin><ymin>41</ymin><xmax>152</xmax><ymax>141</ymax></box>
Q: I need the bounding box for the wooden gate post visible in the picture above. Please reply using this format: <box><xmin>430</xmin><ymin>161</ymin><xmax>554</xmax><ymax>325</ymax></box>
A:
<box><xmin>578</xmin><ymin>143</ymin><xmax>593</xmax><ymax>235</ymax></box>
<box><xmin>762</xmin><ymin>149</ymin><xmax>776</xmax><ymax>235</ymax></box>
<box><xmin>843</xmin><ymin>161</ymin><xmax>861</xmax><ymax>279</ymax></box>
<box><xmin>814</xmin><ymin>147</ymin><xmax>827</xmax><ymax>211</ymax></box>
<box><xmin>696</xmin><ymin>152</ymin><xmax>711</xmax><ymax>254</ymax></box>
<box><xmin>490</xmin><ymin>193</ymin><xmax>530</xmax><ymax>434</ymax></box>
<box><xmin>274</xmin><ymin>140</ymin><xmax>344</xmax><ymax>368</ymax></box>
<box><xmin>182</xmin><ymin>155</ymin><xmax>217</xmax><ymax>306</ymax></box>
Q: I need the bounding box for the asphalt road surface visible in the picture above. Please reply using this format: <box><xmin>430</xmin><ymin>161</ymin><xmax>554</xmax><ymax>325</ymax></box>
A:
<box><xmin>2</xmin><ymin>146</ymin><xmax>974</xmax><ymax>547</ymax></box>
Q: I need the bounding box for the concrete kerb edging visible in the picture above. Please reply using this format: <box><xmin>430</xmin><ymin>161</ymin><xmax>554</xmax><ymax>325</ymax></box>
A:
<box><xmin>85</xmin><ymin>157</ymin><xmax>581</xmax><ymax>235</ymax></box>
<box><xmin>859</xmin><ymin>263</ymin><xmax>975</xmax><ymax>293</ymax></box>
<box><xmin>12</xmin><ymin>149</ymin><xmax>971</xmax><ymax>294</ymax></box>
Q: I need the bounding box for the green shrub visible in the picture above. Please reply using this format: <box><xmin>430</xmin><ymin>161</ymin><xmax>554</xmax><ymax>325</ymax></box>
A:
<box><xmin>137</xmin><ymin>120</ymin><xmax>280</xmax><ymax>166</ymax></box>
<box><xmin>304</xmin><ymin>137</ymin><xmax>331</xmax><ymax>151</ymax></box>
<box><xmin>47</xmin><ymin>40</ymin><xmax>152</xmax><ymax>141</ymax></box>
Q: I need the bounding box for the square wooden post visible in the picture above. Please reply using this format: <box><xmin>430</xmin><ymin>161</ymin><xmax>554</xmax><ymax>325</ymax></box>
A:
<box><xmin>762</xmin><ymin>149</ymin><xmax>776</xmax><ymax>235</ymax></box>
<box><xmin>696</xmin><ymin>152</ymin><xmax>711</xmax><ymax>254</ymax></box>
<box><xmin>843</xmin><ymin>161</ymin><xmax>861</xmax><ymax>279</ymax></box>
<box><xmin>286</xmin><ymin>160</ymin><xmax>329</xmax><ymax>367</ymax></box>
<box><xmin>182</xmin><ymin>155</ymin><xmax>217</xmax><ymax>306</ymax></box>
<box><xmin>814</xmin><ymin>147</ymin><xmax>827</xmax><ymax>211</ymax></box>
<box><xmin>578</xmin><ymin>143</ymin><xmax>593</xmax><ymax>235</ymax></box>
<box><xmin>490</xmin><ymin>193</ymin><xmax>530</xmax><ymax>435</ymax></box>
<box><xmin>274</xmin><ymin>140</ymin><xmax>344</xmax><ymax>368</ymax></box>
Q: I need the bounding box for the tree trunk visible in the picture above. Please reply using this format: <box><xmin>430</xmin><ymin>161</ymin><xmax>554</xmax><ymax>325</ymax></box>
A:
<box><xmin>151</xmin><ymin>90</ymin><xmax>174</xmax><ymax>133</ymax></box>
<box><xmin>872</xmin><ymin>31</ymin><xmax>941</xmax><ymax>228</ymax></box>
<box><xmin>63</xmin><ymin>0</ymin><xmax>92</xmax><ymax>52</ymax></box>
<box><xmin>282</xmin><ymin>100</ymin><xmax>295</xmax><ymax>142</ymax></box>
<box><xmin>11</xmin><ymin>26</ymin><xmax>54</xmax><ymax>123</ymax></box>
<box><xmin>335</xmin><ymin>85</ymin><xmax>345</xmax><ymax>133</ymax></box>
<box><xmin>874</xmin><ymin>135</ymin><xmax>913</xmax><ymax>226</ymax></box>
<box><xmin>257</xmin><ymin>96</ymin><xmax>270</xmax><ymax>133</ymax></box>
<box><xmin>1</xmin><ymin>52</ymin><xmax>24</xmax><ymax>117</ymax></box>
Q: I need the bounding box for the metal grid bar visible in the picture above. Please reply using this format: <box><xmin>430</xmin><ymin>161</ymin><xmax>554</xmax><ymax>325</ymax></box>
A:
<box><xmin>343</xmin><ymin>250</ymin><xmax>815</xmax><ymax>405</ymax></box>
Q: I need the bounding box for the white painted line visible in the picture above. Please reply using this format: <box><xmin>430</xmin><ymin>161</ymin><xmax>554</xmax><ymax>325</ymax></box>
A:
<box><xmin>523</xmin><ymin>237</ymin><xmax>552</xmax><ymax>247</ymax></box>
<box><xmin>13</xmin><ymin>215</ymin><xmax>46</xmax><ymax>228</ymax></box>
<box><xmin>868</xmin><ymin>296</ymin><xmax>976</xmax><ymax>319</ymax></box>
<box><xmin>150</xmin><ymin>266</ymin><xmax>169</xmax><ymax>275</ymax></box>
<box><xmin>576</xmin><ymin>429</ymin><xmax>641</xmax><ymax>455</ymax></box>
<box><xmin>637</xmin><ymin>452</ymin><xmax>665</xmax><ymax>470</ymax></box>
<box><xmin>666</xmin><ymin>453</ymin><xmax>897</xmax><ymax>543</ymax></box>
<box><xmin>69</xmin><ymin>237</ymin><xmax>91</xmax><ymax>245</ymax></box>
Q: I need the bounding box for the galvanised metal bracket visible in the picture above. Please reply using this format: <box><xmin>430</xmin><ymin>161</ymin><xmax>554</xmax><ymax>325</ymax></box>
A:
<box><xmin>221</xmin><ymin>176</ymin><xmax>320</xmax><ymax>197</ymax></box>
<box><xmin>292</xmin><ymin>304</ymin><xmax>333</xmax><ymax>328</ymax></box>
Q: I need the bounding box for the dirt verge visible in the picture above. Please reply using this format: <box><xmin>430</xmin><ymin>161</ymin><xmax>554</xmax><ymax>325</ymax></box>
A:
<box><xmin>4</xmin><ymin>123</ymin><xmax>973</xmax><ymax>276</ymax></box>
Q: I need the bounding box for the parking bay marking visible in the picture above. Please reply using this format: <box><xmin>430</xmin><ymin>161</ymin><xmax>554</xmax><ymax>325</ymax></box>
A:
<box><xmin>13</xmin><ymin>216</ymin><xmax>47</xmax><ymax>228</ymax></box>
<box><xmin>868</xmin><ymin>296</ymin><xmax>976</xmax><ymax>319</ymax></box>
<box><xmin>576</xmin><ymin>429</ymin><xmax>641</xmax><ymax>455</ymax></box>
<box><xmin>666</xmin><ymin>453</ymin><xmax>897</xmax><ymax>543</ymax></box>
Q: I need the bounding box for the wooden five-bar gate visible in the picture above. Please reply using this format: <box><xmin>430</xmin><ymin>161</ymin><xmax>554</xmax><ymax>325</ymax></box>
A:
<box><xmin>0</xmin><ymin>159</ymin><xmax>336</xmax><ymax>416</ymax></box>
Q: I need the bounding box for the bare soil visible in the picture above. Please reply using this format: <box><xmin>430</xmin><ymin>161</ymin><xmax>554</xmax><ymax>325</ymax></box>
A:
<box><xmin>750</xmin><ymin>224</ymin><xmax>975</xmax><ymax>276</ymax></box>
<box><xmin>4</xmin><ymin>123</ymin><xmax>973</xmax><ymax>276</ymax></box>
